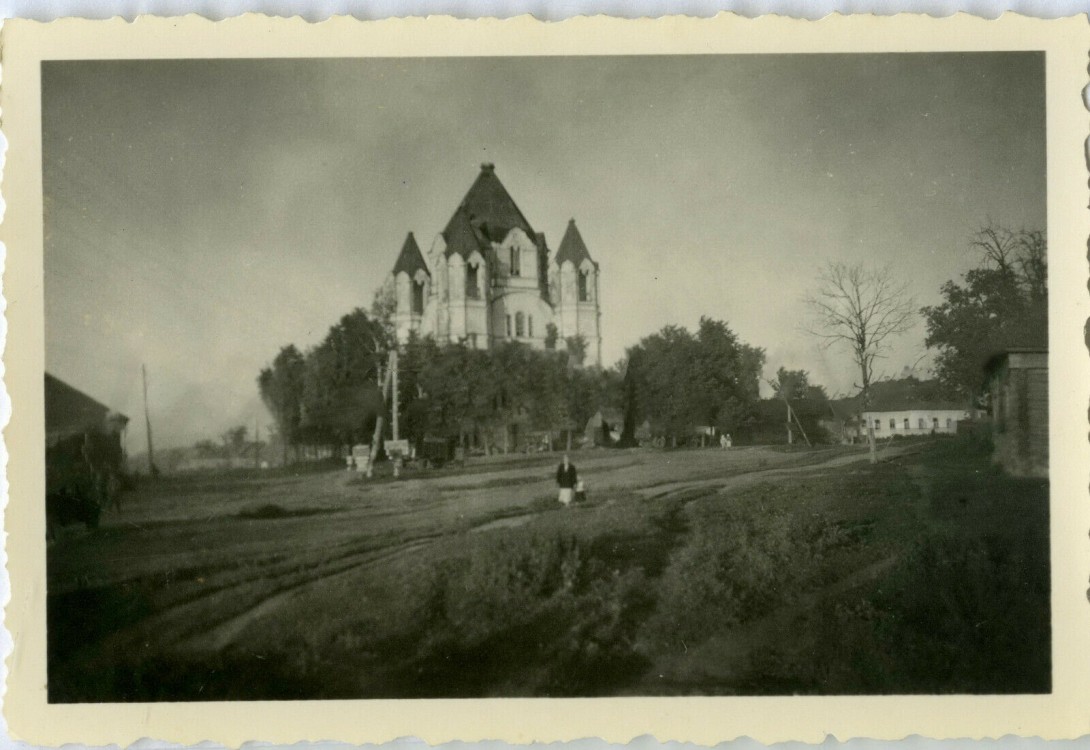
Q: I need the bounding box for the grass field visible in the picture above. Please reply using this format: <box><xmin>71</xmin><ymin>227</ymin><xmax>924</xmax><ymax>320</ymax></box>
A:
<box><xmin>46</xmin><ymin>437</ymin><xmax>1050</xmax><ymax>700</ymax></box>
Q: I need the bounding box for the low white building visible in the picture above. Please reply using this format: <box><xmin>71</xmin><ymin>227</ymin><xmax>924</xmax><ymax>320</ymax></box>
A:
<box><xmin>862</xmin><ymin>407</ymin><xmax>971</xmax><ymax>438</ymax></box>
<box><xmin>829</xmin><ymin>377</ymin><xmax>972</xmax><ymax>442</ymax></box>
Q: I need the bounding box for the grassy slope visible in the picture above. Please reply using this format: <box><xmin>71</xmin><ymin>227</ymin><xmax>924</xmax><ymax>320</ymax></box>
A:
<box><xmin>46</xmin><ymin>438</ymin><xmax>1049</xmax><ymax>700</ymax></box>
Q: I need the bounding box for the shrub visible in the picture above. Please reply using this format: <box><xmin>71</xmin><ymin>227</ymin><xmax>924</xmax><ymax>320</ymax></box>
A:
<box><xmin>645</xmin><ymin>506</ymin><xmax>850</xmax><ymax>645</ymax></box>
<box><xmin>441</xmin><ymin>529</ymin><xmax>583</xmax><ymax>643</ymax></box>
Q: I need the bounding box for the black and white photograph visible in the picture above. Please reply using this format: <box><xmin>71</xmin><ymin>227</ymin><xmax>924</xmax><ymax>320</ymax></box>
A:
<box><xmin>38</xmin><ymin>47</ymin><xmax>1054</xmax><ymax>704</ymax></box>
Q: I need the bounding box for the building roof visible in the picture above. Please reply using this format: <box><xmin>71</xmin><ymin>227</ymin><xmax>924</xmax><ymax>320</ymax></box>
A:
<box><xmin>984</xmin><ymin>347</ymin><xmax>1049</xmax><ymax>378</ymax></box>
<box><xmin>442</xmin><ymin>206</ymin><xmax>489</xmax><ymax>259</ymax></box>
<box><xmin>392</xmin><ymin>232</ymin><xmax>429</xmax><ymax>277</ymax></box>
<box><xmin>830</xmin><ymin>377</ymin><xmax>967</xmax><ymax>416</ymax></box>
<box><xmin>45</xmin><ymin>373</ymin><xmax>128</xmax><ymax>441</ymax></box>
<box><xmin>442</xmin><ymin>163</ymin><xmax>536</xmax><ymax>256</ymax></box>
<box><xmin>554</xmin><ymin>219</ymin><xmax>596</xmax><ymax>268</ymax></box>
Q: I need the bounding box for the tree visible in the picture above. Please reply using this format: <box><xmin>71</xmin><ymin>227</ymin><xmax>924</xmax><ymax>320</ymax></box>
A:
<box><xmin>622</xmin><ymin>318</ymin><xmax>765</xmax><ymax>446</ymax></box>
<box><xmin>220</xmin><ymin>425</ymin><xmax>248</xmax><ymax>453</ymax></box>
<box><xmin>773</xmin><ymin>367</ymin><xmax>811</xmax><ymax>401</ymax></box>
<box><xmin>769</xmin><ymin>367</ymin><xmax>825</xmax><ymax>446</ymax></box>
<box><xmin>564</xmin><ymin>335</ymin><xmax>588</xmax><ymax>367</ymax></box>
<box><xmin>371</xmin><ymin>277</ymin><xmax>398</xmax><ymax>349</ymax></box>
<box><xmin>922</xmin><ymin>227</ymin><xmax>1047</xmax><ymax>399</ymax></box>
<box><xmin>544</xmin><ymin>323</ymin><xmax>559</xmax><ymax>350</ymax></box>
<box><xmin>258</xmin><ymin>344</ymin><xmax>306</xmax><ymax>464</ymax></box>
<box><xmin>805</xmin><ymin>261</ymin><xmax>916</xmax><ymax>462</ymax></box>
<box><xmin>300</xmin><ymin>308</ymin><xmax>387</xmax><ymax>445</ymax></box>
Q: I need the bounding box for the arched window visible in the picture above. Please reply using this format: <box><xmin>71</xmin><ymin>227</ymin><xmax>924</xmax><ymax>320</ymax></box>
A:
<box><xmin>578</xmin><ymin>270</ymin><xmax>589</xmax><ymax>302</ymax></box>
<box><xmin>466</xmin><ymin>264</ymin><xmax>480</xmax><ymax>299</ymax></box>
<box><xmin>510</xmin><ymin>247</ymin><xmax>521</xmax><ymax>277</ymax></box>
<box><xmin>515</xmin><ymin>312</ymin><xmax>525</xmax><ymax>337</ymax></box>
<box><xmin>506</xmin><ymin>315</ymin><xmax>512</xmax><ymax>337</ymax></box>
<box><xmin>528</xmin><ymin>315</ymin><xmax>534</xmax><ymax>338</ymax></box>
<box><xmin>412</xmin><ymin>280</ymin><xmax>425</xmax><ymax>314</ymax></box>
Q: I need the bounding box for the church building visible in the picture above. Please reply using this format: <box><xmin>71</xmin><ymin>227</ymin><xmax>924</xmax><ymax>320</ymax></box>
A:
<box><xmin>390</xmin><ymin>163</ymin><xmax>603</xmax><ymax>367</ymax></box>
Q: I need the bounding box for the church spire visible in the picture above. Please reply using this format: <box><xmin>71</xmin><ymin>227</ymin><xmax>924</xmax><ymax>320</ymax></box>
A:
<box><xmin>554</xmin><ymin>218</ymin><xmax>596</xmax><ymax>268</ymax></box>
<box><xmin>392</xmin><ymin>232</ymin><xmax>429</xmax><ymax>277</ymax></box>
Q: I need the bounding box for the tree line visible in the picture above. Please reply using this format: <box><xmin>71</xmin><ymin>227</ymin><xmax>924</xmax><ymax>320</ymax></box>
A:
<box><xmin>258</xmin><ymin>308</ymin><xmax>770</xmax><ymax>460</ymax></box>
<box><xmin>258</xmin><ymin>224</ymin><xmax>1044</xmax><ymax>462</ymax></box>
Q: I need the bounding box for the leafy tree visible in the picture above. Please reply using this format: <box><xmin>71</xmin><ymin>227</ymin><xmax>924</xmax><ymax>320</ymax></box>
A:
<box><xmin>193</xmin><ymin>439</ymin><xmax>222</xmax><ymax>459</ymax></box>
<box><xmin>371</xmin><ymin>277</ymin><xmax>398</xmax><ymax>349</ymax></box>
<box><xmin>258</xmin><ymin>344</ymin><xmax>306</xmax><ymax>464</ymax></box>
<box><xmin>622</xmin><ymin>318</ymin><xmax>765</xmax><ymax>445</ymax></box>
<box><xmin>805</xmin><ymin>261</ymin><xmax>915</xmax><ymax>462</ymax></box>
<box><xmin>544</xmin><ymin>323</ymin><xmax>559</xmax><ymax>350</ymax></box>
<box><xmin>922</xmin><ymin>227</ymin><xmax>1047</xmax><ymax>399</ymax></box>
<box><xmin>220</xmin><ymin>425</ymin><xmax>248</xmax><ymax>451</ymax></box>
<box><xmin>416</xmin><ymin>342</ymin><xmax>492</xmax><ymax>447</ymax></box>
<box><xmin>773</xmin><ymin>367</ymin><xmax>811</xmax><ymax>401</ymax></box>
<box><xmin>564</xmin><ymin>335</ymin><xmax>588</xmax><ymax>367</ymax></box>
<box><xmin>300</xmin><ymin>308</ymin><xmax>387</xmax><ymax>445</ymax></box>
<box><xmin>398</xmin><ymin>333</ymin><xmax>441</xmax><ymax>451</ymax></box>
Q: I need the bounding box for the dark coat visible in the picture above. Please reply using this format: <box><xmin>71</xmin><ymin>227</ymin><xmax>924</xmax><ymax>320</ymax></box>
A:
<box><xmin>556</xmin><ymin>462</ymin><xmax>578</xmax><ymax>488</ymax></box>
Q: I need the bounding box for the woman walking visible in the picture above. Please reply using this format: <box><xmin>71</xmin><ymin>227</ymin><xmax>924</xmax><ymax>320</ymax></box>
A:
<box><xmin>556</xmin><ymin>453</ymin><xmax>578</xmax><ymax>507</ymax></box>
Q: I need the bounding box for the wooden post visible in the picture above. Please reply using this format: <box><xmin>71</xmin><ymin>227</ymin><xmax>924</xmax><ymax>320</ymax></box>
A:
<box><xmin>142</xmin><ymin>364</ymin><xmax>158</xmax><ymax>477</ymax></box>
<box><xmin>789</xmin><ymin>403</ymin><xmax>812</xmax><ymax>447</ymax></box>
<box><xmin>390</xmin><ymin>350</ymin><xmax>401</xmax><ymax>478</ymax></box>
<box><xmin>367</xmin><ymin>356</ymin><xmax>392</xmax><ymax>479</ymax></box>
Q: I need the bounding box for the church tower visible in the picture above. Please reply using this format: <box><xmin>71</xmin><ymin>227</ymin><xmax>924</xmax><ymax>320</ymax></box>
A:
<box><xmin>392</xmin><ymin>232</ymin><xmax>430</xmax><ymax>345</ymax></box>
<box><xmin>552</xmin><ymin>219</ymin><xmax>602</xmax><ymax>367</ymax></box>
<box><xmin>388</xmin><ymin>164</ymin><xmax>602</xmax><ymax>365</ymax></box>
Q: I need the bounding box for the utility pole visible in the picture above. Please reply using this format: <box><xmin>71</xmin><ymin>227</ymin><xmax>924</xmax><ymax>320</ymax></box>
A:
<box><xmin>254</xmin><ymin>416</ymin><xmax>260</xmax><ymax>469</ymax></box>
<box><xmin>391</xmin><ymin>350</ymin><xmax>399</xmax><ymax>442</ymax></box>
<box><xmin>390</xmin><ymin>350</ymin><xmax>401</xmax><ymax>478</ymax></box>
<box><xmin>367</xmin><ymin>354</ymin><xmax>385</xmax><ymax>479</ymax></box>
<box><xmin>142</xmin><ymin>364</ymin><xmax>158</xmax><ymax>477</ymax></box>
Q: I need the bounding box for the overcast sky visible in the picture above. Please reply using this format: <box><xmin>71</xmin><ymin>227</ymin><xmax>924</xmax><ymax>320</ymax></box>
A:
<box><xmin>43</xmin><ymin>53</ymin><xmax>1045</xmax><ymax>450</ymax></box>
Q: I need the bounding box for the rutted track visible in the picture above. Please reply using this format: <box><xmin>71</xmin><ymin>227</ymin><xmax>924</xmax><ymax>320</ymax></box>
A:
<box><xmin>54</xmin><ymin>444</ymin><xmax>921</xmax><ymax>661</ymax></box>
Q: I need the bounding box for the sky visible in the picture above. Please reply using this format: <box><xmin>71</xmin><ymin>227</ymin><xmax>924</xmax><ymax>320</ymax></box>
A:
<box><xmin>42</xmin><ymin>53</ymin><xmax>1046</xmax><ymax>450</ymax></box>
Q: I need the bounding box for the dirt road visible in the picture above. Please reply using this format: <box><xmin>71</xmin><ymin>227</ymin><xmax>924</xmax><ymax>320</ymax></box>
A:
<box><xmin>47</xmin><ymin>442</ymin><xmax>912</xmax><ymax>693</ymax></box>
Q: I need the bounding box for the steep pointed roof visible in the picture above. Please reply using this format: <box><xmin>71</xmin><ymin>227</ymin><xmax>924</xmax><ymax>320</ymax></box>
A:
<box><xmin>442</xmin><ymin>206</ymin><xmax>489</xmax><ymax>259</ymax></box>
<box><xmin>442</xmin><ymin>163</ymin><xmax>535</xmax><ymax>255</ymax></box>
<box><xmin>554</xmin><ymin>219</ymin><xmax>596</xmax><ymax>268</ymax></box>
<box><xmin>45</xmin><ymin>373</ymin><xmax>128</xmax><ymax>443</ymax></box>
<box><xmin>392</xmin><ymin>232</ymin><xmax>429</xmax><ymax>277</ymax></box>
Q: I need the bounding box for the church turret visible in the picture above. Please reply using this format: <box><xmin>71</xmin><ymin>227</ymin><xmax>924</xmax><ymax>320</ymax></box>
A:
<box><xmin>382</xmin><ymin>165</ymin><xmax>602</xmax><ymax>363</ymax></box>
<box><xmin>554</xmin><ymin>219</ymin><xmax>602</xmax><ymax>366</ymax></box>
<box><xmin>392</xmin><ymin>232</ymin><xmax>430</xmax><ymax>345</ymax></box>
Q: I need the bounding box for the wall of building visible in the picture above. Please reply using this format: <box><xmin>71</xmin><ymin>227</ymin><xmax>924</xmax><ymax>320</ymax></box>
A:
<box><xmin>991</xmin><ymin>353</ymin><xmax>1048</xmax><ymax>478</ymax></box>
<box><xmin>862</xmin><ymin>409</ymin><xmax>970</xmax><ymax>437</ymax></box>
<box><xmin>394</xmin><ymin>229</ymin><xmax>602</xmax><ymax>363</ymax></box>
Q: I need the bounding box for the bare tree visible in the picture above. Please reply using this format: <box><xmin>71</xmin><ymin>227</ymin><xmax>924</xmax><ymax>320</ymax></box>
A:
<box><xmin>805</xmin><ymin>261</ymin><xmax>916</xmax><ymax>462</ymax></box>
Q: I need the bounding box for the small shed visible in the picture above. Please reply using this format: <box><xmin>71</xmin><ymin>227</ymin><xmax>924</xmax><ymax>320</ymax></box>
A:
<box><xmin>985</xmin><ymin>349</ymin><xmax>1048</xmax><ymax>478</ymax></box>
<box><xmin>44</xmin><ymin>373</ymin><xmax>129</xmax><ymax>524</ymax></box>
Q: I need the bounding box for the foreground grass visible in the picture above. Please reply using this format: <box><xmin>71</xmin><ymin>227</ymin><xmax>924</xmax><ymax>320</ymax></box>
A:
<box><xmin>47</xmin><ymin>437</ymin><xmax>1049</xmax><ymax>699</ymax></box>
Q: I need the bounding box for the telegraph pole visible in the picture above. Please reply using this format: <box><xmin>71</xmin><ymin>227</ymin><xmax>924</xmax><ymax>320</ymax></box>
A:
<box><xmin>142</xmin><ymin>364</ymin><xmax>158</xmax><ymax>477</ymax></box>
<box><xmin>391</xmin><ymin>350</ymin><xmax>399</xmax><ymax>441</ymax></box>
<box><xmin>391</xmin><ymin>350</ymin><xmax>401</xmax><ymax>478</ymax></box>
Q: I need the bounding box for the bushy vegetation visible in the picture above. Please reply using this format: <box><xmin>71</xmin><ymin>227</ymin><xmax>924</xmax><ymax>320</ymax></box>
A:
<box><xmin>619</xmin><ymin>318</ymin><xmax>765</xmax><ymax>446</ymax></box>
<box><xmin>646</xmin><ymin>507</ymin><xmax>849</xmax><ymax>644</ymax></box>
<box><xmin>922</xmin><ymin>226</ymin><xmax>1047</xmax><ymax>399</ymax></box>
<box><xmin>48</xmin><ymin>437</ymin><xmax>1049</xmax><ymax>700</ymax></box>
